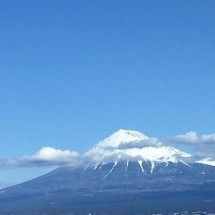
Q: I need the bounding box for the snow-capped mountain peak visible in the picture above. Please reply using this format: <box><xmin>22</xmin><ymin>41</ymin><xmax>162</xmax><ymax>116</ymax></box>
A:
<box><xmin>85</xmin><ymin>129</ymin><xmax>192</xmax><ymax>165</ymax></box>
<box><xmin>94</xmin><ymin>129</ymin><xmax>149</xmax><ymax>149</ymax></box>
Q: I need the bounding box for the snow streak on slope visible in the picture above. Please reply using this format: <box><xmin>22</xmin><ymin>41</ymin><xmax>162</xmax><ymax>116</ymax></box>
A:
<box><xmin>138</xmin><ymin>160</ymin><xmax>145</xmax><ymax>172</ymax></box>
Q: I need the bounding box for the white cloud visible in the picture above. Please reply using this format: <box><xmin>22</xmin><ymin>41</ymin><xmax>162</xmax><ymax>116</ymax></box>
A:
<box><xmin>170</xmin><ymin>131</ymin><xmax>215</xmax><ymax>160</ymax></box>
<box><xmin>117</xmin><ymin>138</ymin><xmax>162</xmax><ymax>149</ymax></box>
<box><xmin>84</xmin><ymin>137</ymin><xmax>192</xmax><ymax>164</ymax></box>
<box><xmin>172</xmin><ymin>131</ymin><xmax>215</xmax><ymax>145</ymax></box>
<box><xmin>26</xmin><ymin>147</ymin><xmax>79</xmax><ymax>163</ymax></box>
<box><xmin>0</xmin><ymin>147</ymin><xmax>79</xmax><ymax>168</ymax></box>
<box><xmin>196</xmin><ymin>158</ymin><xmax>215</xmax><ymax>167</ymax></box>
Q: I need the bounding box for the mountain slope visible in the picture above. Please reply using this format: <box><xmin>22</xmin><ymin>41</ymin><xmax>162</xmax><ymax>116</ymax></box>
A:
<box><xmin>0</xmin><ymin>129</ymin><xmax>215</xmax><ymax>215</ymax></box>
<box><xmin>1</xmin><ymin>161</ymin><xmax>215</xmax><ymax>215</ymax></box>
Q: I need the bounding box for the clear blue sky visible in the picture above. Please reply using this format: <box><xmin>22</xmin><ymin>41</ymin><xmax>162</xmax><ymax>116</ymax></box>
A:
<box><xmin>0</xmin><ymin>0</ymin><xmax>215</xmax><ymax>186</ymax></box>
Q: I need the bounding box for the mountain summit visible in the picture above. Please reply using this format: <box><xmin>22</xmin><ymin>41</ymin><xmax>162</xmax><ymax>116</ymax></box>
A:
<box><xmin>95</xmin><ymin>129</ymin><xmax>149</xmax><ymax>148</ymax></box>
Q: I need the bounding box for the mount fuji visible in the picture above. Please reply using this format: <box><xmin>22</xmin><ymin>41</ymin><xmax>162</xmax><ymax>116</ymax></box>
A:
<box><xmin>0</xmin><ymin>129</ymin><xmax>215</xmax><ymax>215</ymax></box>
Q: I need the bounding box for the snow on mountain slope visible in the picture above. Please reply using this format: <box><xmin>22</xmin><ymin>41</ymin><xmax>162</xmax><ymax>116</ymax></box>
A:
<box><xmin>85</xmin><ymin>129</ymin><xmax>192</xmax><ymax>165</ymax></box>
<box><xmin>94</xmin><ymin>129</ymin><xmax>149</xmax><ymax>148</ymax></box>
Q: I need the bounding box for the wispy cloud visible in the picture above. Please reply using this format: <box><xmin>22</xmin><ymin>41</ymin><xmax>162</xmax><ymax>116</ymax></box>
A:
<box><xmin>171</xmin><ymin>131</ymin><xmax>215</xmax><ymax>145</ymax></box>
<box><xmin>196</xmin><ymin>158</ymin><xmax>215</xmax><ymax>167</ymax></box>
<box><xmin>117</xmin><ymin>138</ymin><xmax>162</xmax><ymax>149</ymax></box>
<box><xmin>170</xmin><ymin>131</ymin><xmax>215</xmax><ymax>160</ymax></box>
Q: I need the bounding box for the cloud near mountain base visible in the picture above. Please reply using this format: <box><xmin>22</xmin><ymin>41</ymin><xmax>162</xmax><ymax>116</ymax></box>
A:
<box><xmin>170</xmin><ymin>131</ymin><xmax>215</xmax><ymax>160</ymax></box>
<box><xmin>0</xmin><ymin>147</ymin><xmax>79</xmax><ymax>168</ymax></box>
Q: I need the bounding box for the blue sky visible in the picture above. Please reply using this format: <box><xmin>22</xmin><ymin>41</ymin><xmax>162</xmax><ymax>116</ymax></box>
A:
<box><xmin>0</xmin><ymin>0</ymin><xmax>215</xmax><ymax>186</ymax></box>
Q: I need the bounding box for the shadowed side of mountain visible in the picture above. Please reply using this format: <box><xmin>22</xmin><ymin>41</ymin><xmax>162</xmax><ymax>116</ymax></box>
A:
<box><xmin>0</xmin><ymin>161</ymin><xmax>215</xmax><ymax>214</ymax></box>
